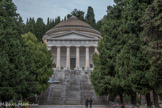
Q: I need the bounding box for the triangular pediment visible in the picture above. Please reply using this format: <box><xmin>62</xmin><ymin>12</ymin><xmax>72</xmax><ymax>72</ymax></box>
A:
<box><xmin>47</xmin><ymin>31</ymin><xmax>98</xmax><ymax>40</ymax></box>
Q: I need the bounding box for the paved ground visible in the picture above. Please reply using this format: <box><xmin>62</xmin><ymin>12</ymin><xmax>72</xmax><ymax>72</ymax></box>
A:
<box><xmin>31</xmin><ymin>105</ymin><xmax>108</xmax><ymax>108</ymax></box>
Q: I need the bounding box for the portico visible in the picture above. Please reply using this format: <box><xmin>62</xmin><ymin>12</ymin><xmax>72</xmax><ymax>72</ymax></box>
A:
<box><xmin>43</xmin><ymin>16</ymin><xmax>101</xmax><ymax>71</ymax></box>
<box><xmin>52</xmin><ymin>45</ymin><xmax>97</xmax><ymax>70</ymax></box>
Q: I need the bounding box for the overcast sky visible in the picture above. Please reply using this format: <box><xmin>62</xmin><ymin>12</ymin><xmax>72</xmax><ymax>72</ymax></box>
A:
<box><xmin>13</xmin><ymin>0</ymin><xmax>114</xmax><ymax>23</ymax></box>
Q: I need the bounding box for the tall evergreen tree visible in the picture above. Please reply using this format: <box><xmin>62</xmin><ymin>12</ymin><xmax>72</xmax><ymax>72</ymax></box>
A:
<box><xmin>0</xmin><ymin>0</ymin><xmax>31</xmax><ymax>102</ymax></box>
<box><xmin>91</xmin><ymin>1</ymin><xmax>125</xmax><ymax>104</ymax></box>
<box><xmin>35</xmin><ymin>17</ymin><xmax>45</xmax><ymax>41</ymax></box>
<box><xmin>85</xmin><ymin>6</ymin><xmax>96</xmax><ymax>28</ymax></box>
<box><xmin>115</xmin><ymin>0</ymin><xmax>153</xmax><ymax>106</ymax></box>
<box><xmin>16</xmin><ymin>16</ymin><xmax>25</xmax><ymax>34</ymax></box>
<box><xmin>45</xmin><ymin>17</ymin><xmax>50</xmax><ymax>32</ymax></box>
<box><xmin>55</xmin><ymin>16</ymin><xmax>61</xmax><ymax>25</ymax></box>
<box><xmin>142</xmin><ymin>0</ymin><xmax>162</xmax><ymax>106</ymax></box>
<box><xmin>48</xmin><ymin>18</ymin><xmax>55</xmax><ymax>30</ymax></box>
<box><xmin>91</xmin><ymin>0</ymin><xmax>154</xmax><ymax>107</ymax></box>
<box><xmin>64</xmin><ymin>16</ymin><xmax>67</xmax><ymax>21</ymax></box>
<box><xmin>44</xmin><ymin>17</ymin><xmax>61</xmax><ymax>34</ymax></box>
<box><xmin>24</xmin><ymin>17</ymin><xmax>36</xmax><ymax>34</ymax></box>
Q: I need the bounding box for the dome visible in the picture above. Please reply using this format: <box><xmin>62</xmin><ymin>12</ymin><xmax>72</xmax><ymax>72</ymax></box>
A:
<box><xmin>44</xmin><ymin>16</ymin><xmax>101</xmax><ymax>36</ymax></box>
<box><xmin>55</xmin><ymin>16</ymin><xmax>92</xmax><ymax>28</ymax></box>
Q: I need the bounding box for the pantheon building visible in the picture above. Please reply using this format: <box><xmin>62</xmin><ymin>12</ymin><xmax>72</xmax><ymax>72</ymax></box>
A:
<box><xmin>43</xmin><ymin>16</ymin><xmax>101</xmax><ymax>71</ymax></box>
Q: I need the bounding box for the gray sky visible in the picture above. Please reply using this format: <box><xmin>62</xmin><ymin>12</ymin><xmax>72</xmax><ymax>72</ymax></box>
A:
<box><xmin>13</xmin><ymin>0</ymin><xmax>114</xmax><ymax>23</ymax></box>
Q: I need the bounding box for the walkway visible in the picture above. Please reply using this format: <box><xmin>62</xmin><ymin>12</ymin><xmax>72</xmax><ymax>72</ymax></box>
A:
<box><xmin>32</xmin><ymin>105</ymin><xmax>108</xmax><ymax>108</ymax></box>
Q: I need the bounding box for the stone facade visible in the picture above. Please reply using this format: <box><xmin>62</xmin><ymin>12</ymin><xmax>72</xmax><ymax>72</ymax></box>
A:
<box><xmin>43</xmin><ymin>16</ymin><xmax>101</xmax><ymax>71</ymax></box>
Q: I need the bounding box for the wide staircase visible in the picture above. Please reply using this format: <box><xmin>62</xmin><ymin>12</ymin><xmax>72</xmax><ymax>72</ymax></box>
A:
<box><xmin>37</xmin><ymin>70</ymin><xmax>106</xmax><ymax>105</ymax></box>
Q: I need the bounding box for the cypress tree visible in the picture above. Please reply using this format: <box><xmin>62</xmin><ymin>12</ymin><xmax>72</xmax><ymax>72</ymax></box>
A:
<box><xmin>91</xmin><ymin>0</ymin><xmax>154</xmax><ymax>107</ymax></box>
<box><xmin>142</xmin><ymin>0</ymin><xmax>162</xmax><ymax>106</ymax></box>
<box><xmin>55</xmin><ymin>16</ymin><xmax>61</xmax><ymax>25</ymax></box>
<box><xmin>115</xmin><ymin>0</ymin><xmax>153</xmax><ymax>106</ymax></box>
<box><xmin>24</xmin><ymin>17</ymin><xmax>36</xmax><ymax>34</ymax></box>
<box><xmin>0</xmin><ymin>0</ymin><xmax>30</xmax><ymax>102</ymax></box>
<box><xmin>85</xmin><ymin>6</ymin><xmax>96</xmax><ymax>28</ymax></box>
<box><xmin>91</xmin><ymin>1</ymin><xmax>125</xmax><ymax>104</ymax></box>
<box><xmin>35</xmin><ymin>17</ymin><xmax>45</xmax><ymax>41</ymax></box>
<box><xmin>45</xmin><ymin>17</ymin><xmax>50</xmax><ymax>32</ymax></box>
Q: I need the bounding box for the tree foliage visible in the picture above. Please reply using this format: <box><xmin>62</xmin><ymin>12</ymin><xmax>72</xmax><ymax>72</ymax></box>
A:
<box><xmin>35</xmin><ymin>18</ymin><xmax>45</xmax><ymax>41</ymax></box>
<box><xmin>22</xmin><ymin>32</ymin><xmax>53</xmax><ymax>94</ymax></box>
<box><xmin>66</xmin><ymin>9</ymin><xmax>85</xmax><ymax>21</ymax></box>
<box><xmin>0</xmin><ymin>0</ymin><xmax>33</xmax><ymax>102</ymax></box>
<box><xmin>85</xmin><ymin>6</ymin><xmax>96</xmax><ymax>28</ymax></box>
<box><xmin>91</xmin><ymin>1</ymin><xmax>125</xmax><ymax>102</ymax></box>
<box><xmin>24</xmin><ymin>16</ymin><xmax>61</xmax><ymax>42</ymax></box>
<box><xmin>115</xmin><ymin>0</ymin><xmax>152</xmax><ymax>102</ymax></box>
<box><xmin>0</xmin><ymin>0</ymin><xmax>53</xmax><ymax>102</ymax></box>
<box><xmin>141</xmin><ymin>0</ymin><xmax>162</xmax><ymax>105</ymax></box>
<box><xmin>90</xmin><ymin>0</ymin><xmax>161</xmax><ymax>107</ymax></box>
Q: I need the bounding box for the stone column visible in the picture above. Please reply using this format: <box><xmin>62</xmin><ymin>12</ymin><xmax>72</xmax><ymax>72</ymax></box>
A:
<box><xmin>66</xmin><ymin>46</ymin><xmax>70</xmax><ymax>70</ymax></box>
<box><xmin>56</xmin><ymin>46</ymin><xmax>61</xmax><ymax>70</ymax></box>
<box><xmin>76</xmin><ymin>46</ymin><xmax>80</xmax><ymax>70</ymax></box>
<box><xmin>85</xmin><ymin>46</ymin><xmax>90</xmax><ymax>70</ymax></box>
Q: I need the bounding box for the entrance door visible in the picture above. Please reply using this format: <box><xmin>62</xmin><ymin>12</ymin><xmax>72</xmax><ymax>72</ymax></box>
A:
<box><xmin>70</xmin><ymin>58</ymin><xmax>76</xmax><ymax>70</ymax></box>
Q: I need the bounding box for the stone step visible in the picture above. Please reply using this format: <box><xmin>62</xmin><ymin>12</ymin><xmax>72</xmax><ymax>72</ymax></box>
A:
<box><xmin>65</xmin><ymin>98</ymin><xmax>80</xmax><ymax>101</ymax></box>
<box><xmin>52</xmin><ymin>98</ymin><xmax>64</xmax><ymax>103</ymax></box>
<box><xmin>64</xmin><ymin>100</ymin><xmax>81</xmax><ymax>105</ymax></box>
<box><xmin>37</xmin><ymin>70</ymin><xmax>106</xmax><ymax>105</ymax></box>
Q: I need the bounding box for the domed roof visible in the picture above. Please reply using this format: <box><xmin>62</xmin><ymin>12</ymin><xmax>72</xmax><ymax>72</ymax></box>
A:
<box><xmin>45</xmin><ymin>16</ymin><xmax>101</xmax><ymax>36</ymax></box>
<box><xmin>55</xmin><ymin>16</ymin><xmax>92</xmax><ymax>28</ymax></box>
